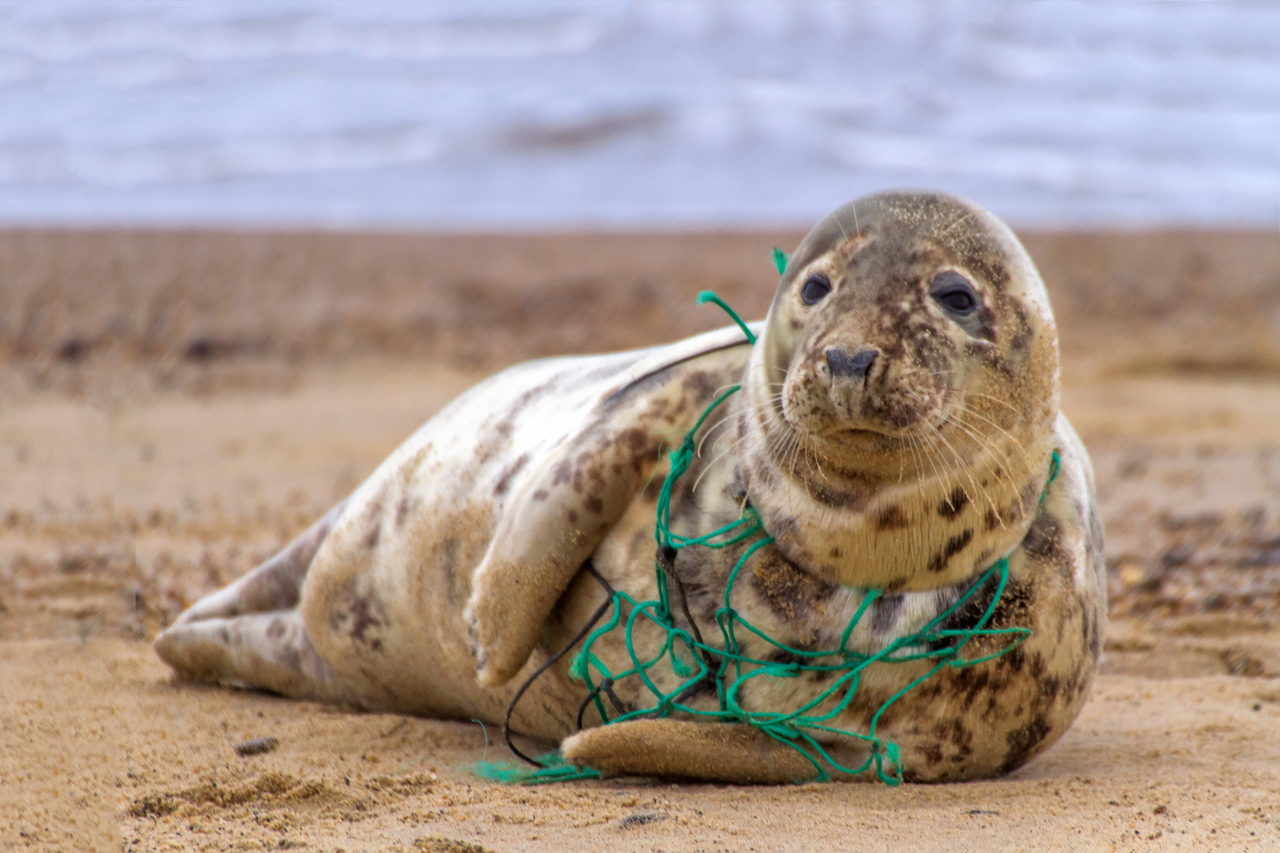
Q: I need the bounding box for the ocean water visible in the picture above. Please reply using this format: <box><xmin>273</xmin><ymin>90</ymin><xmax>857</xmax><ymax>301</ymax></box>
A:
<box><xmin>0</xmin><ymin>0</ymin><xmax>1277</xmax><ymax>229</ymax></box>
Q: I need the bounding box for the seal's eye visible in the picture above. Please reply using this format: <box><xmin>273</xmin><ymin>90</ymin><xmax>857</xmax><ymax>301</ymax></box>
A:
<box><xmin>800</xmin><ymin>273</ymin><xmax>832</xmax><ymax>305</ymax></box>
<box><xmin>929</xmin><ymin>271</ymin><xmax>979</xmax><ymax>316</ymax></box>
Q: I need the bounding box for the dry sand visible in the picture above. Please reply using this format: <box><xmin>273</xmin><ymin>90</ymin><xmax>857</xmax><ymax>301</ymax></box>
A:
<box><xmin>1</xmin><ymin>229</ymin><xmax>1279</xmax><ymax>852</ymax></box>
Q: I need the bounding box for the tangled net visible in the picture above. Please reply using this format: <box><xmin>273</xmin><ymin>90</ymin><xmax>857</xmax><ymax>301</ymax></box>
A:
<box><xmin>478</xmin><ymin>288</ymin><xmax>1055</xmax><ymax>786</ymax></box>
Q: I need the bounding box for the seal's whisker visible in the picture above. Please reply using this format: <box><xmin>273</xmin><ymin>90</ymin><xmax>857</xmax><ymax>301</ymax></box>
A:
<box><xmin>941</xmin><ymin>418</ymin><xmax>1026</xmax><ymax>529</ymax></box>
<box><xmin>905</xmin><ymin>432</ymin><xmax>934</xmax><ymax>510</ymax></box>
<box><xmin>950</xmin><ymin>413</ymin><xmax>1030</xmax><ymax>475</ymax></box>
<box><xmin>958</xmin><ymin>404</ymin><xmax>1032</xmax><ymax>455</ymax></box>
<box><xmin>921</xmin><ymin>418</ymin><xmax>999</xmax><ymax>520</ymax></box>
<box><xmin>952</xmin><ymin>409</ymin><xmax>1033</xmax><ymax>476</ymax></box>
<box><xmin>943</xmin><ymin>411</ymin><xmax>1028</xmax><ymax>491</ymax></box>
<box><xmin>965</xmin><ymin>389</ymin><xmax>1025</xmax><ymax>414</ymax></box>
<box><xmin>696</xmin><ymin>412</ymin><xmax>737</xmax><ymax>457</ymax></box>
<box><xmin>692</xmin><ymin>441</ymin><xmax>739</xmax><ymax>494</ymax></box>
<box><xmin>911</xmin><ymin>419</ymin><xmax>949</xmax><ymax>503</ymax></box>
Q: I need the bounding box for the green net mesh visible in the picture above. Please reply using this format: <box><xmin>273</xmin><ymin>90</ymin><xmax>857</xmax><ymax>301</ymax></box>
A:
<box><xmin>477</xmin><ymin>286</ymin><xmax>1057</xmax><ymax>786</ymax></box>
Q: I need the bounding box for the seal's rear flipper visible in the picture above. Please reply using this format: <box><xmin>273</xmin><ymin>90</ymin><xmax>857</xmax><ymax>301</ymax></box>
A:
<box><xmin>153</xmin><ymin>499</ymin><xmax>348</xmax><ymax>694</ymax></box>
<box><xmin>166</xmin><ymin>499</ymin><xmax>346</xmax><ymax>629</ymax></box>
<box><xmin>560</xmin><ymin>720</ymin><xmax>830</xmax><ymax>784</ymax></box>
<box><xmin>153</xmin><ymin>609</ymin><xmax>348</xmax><ymax>703</ymax></box>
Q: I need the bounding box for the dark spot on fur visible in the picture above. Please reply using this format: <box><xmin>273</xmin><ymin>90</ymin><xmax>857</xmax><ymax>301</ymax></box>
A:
<box><xmin>767</xmin><ymin>650</ymin><xmax>805</xmax><ymax>669</ymax></box>
<box><xmin>347</xmin><ymin>597</ymin><xmax>382</xmax><ymax>643</ymax></box>
<box><xmin>532</xmin><ymin>489</ymin><xmax>549</xmax><ymax>501</ymax></box>
<box><xmin>876</xmin><ymin>504</ymin><xmax>910</xmax><ymax>530</ymax></box>
<box><xmin>329</xmin><ymin>581</ymin><xmax>388</xmax><ymax>648</ymax></box>
<box><xmin>567</xmin><ymin>510</ymin><xmax>579</xmax><ymax>524</ymax></box>
<box><xmin>999</xmin><ymin>299</ymin><xmax>1034</xmax><ymax>375</ymax></box>
<box><xmin>394</xmin><ymin>493</ymin><xmax>420</xmax><ymax>530</ymax></box>
<box><xmin>358</xmin><ymin>488</ymin><xmax>388</xmax><ymax>550</ymax></box>
<box><xmin>493</xmin><ymin>452</ymin><xmax>531</xmax><ymax>498</ymax></box>
<box><xmin>1023</xmin><ymin>512</ymin><xmax>1064</xmax><ymax>563</ymax></box>
<box><xmin>1083</xmin><ymin>605</ymin><xmax>1102</xmax><ymax>660</ymax></box>
<box><xmin>928</xmin><ymin>569</ymin><xmax>1032</xmax><ymax>655</ymax></box>
<box><xmin>927</xmin><ymin>529</ymin><xmax>973</xmax><ymax>572</ymax></box>
<box><xmin>1086</xmin><ymin>503</ymin><xmax>1105</xmax><ymax>571</ymax></box>
<box><xmin>953</xmin><ymin>667</ymin><xmax>992</xmax><ymax>712</ymax></box>
<box><xmin>642</xmin><ymin>474</ymin><xmax>666</xmax><ymax>501</ymax></box>
<box><xmin>749</xmin><ymin>551</ymin><xmax>838</xmax><ymax>622</ymax></box>
<box><xmin>680</xmin><ymin>369</ymin><xmax>722</xmax><ymax>400</ymax></box>
<box><xmin>999</xmin><ymin>715</ymin><xmax>1052</xmax><ymax>774</ymax></box>
<box><xmin>584</xmin><ymin>494</ymin><xmax>604</xmax><ymax>514</ymax></box>
<box><xmin>871</xmin><ymin>593</ymin><xmax>903</xmax><ymax>633</ymax></box>
<box><xmin>984</xmin><ymin>509</ymin><xmax>1000</xmax><ymax>532</ymax></box>
<box><xmin>809</xmin><ymin>482</ymin><xmax>869</xmax><ymax>510</ymax></box>
<box><xmin>922</xmin><ymin>744</ymin><xmax>943</xmax><ymax>765</ymax></box>
<box><xmin>267</xmin><ymin>618</ymin><xmax>286</xmax><ymax>640</ymax></box>
<box><xmin>1004</xmin><ymin>646</ymin><xmax>1027</xmax><ymax>674</ymax></box>
<box><xmin>938</xmin><ymin>487</ymin><xmax>969</xmax><ymax>518</ymax></box>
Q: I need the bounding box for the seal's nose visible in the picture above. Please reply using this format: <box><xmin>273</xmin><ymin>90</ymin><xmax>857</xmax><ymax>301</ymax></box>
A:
<box><xmin>826</xmin><ymin>348</ymin><xmax>878</xmax><ymax>380</ymax></box>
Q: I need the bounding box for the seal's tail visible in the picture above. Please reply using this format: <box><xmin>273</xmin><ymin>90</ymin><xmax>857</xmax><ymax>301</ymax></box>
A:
<box><xmin>152</xmin><ymin>499</ymin><xmax>351</xmax><ymax>702</ymax></box>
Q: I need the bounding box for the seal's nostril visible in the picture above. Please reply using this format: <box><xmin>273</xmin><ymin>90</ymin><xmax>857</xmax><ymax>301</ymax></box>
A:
<box><xmin>826</xmin><ymin>348</ymin><xmax>878</xmax><ymax>379</ymax></box>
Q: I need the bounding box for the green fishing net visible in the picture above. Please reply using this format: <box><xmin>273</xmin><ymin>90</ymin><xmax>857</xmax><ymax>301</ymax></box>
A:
<box><xmin>477</xmin><ymin>284</ymin><xmax>1055</xmax><ymax>786</ymax></box>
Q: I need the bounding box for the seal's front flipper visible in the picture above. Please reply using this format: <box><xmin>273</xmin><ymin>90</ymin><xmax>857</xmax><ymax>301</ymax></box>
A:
<box><xmin>464</xmin><ymin>327</ymin><xmax>756</xmax><ymax>688</ymax></box>
<box><xmin>560</xmin><ymin>720</ymin><xmax>826</xmax><ymax>784</ymax></box>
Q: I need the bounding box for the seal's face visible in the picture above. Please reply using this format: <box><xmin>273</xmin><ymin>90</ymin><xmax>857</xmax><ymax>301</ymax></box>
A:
<box><xmin>741</xmin><ymin>190</ymin><xmax>1060</xmax><ymax>590</ymax></box>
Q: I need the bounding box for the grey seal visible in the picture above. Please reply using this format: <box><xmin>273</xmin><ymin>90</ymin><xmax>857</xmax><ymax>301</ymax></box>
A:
<box><xmin>155</xmin><ymin>190</ymin><xmax>1105</xmax><ymax>783</ymax></box>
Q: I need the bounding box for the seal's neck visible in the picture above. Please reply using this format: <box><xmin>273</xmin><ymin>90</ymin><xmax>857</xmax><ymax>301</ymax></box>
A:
<box><xmin>733</xmin><ymin>349</ymin><xmax>1055</xmax><ymax>592</ymax></box>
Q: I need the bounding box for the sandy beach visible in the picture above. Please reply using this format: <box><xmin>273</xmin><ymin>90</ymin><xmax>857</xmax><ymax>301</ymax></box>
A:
<box><xmin>1</xmin><ymin>229</ymin><xmax>1278</xmax><ymax>852</ymax></box>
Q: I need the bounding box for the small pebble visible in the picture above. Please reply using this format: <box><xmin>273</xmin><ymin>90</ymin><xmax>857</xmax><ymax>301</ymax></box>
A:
<box><xmin>234</xmin><ymin>736</ymin><xmax>280</xmax><ymax>757</ymax></box>
<box><xmin>619</xmin><ymin>812</ymin><xmax>667</xmax><ymax>830</ymax></box>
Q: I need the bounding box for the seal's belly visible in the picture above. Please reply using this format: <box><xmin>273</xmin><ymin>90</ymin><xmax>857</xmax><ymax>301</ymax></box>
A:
<box><xmin>298</xmin><ymin>353</ymin><xmax>635</xmax><ymax>716</ymax></box>
<box><xmin>297</xmin><ymin>342</ymin><xmax>750</xmax><ymax>724</ymax></box>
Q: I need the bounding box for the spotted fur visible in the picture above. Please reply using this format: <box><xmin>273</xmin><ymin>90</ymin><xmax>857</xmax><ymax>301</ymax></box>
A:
<box><xmin>154</xmin><ymin>190</ymin><xmax>1105</xmax><ymax>784</ymax></box>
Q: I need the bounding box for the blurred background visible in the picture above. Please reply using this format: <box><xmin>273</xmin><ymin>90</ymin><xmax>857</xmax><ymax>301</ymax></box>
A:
<box><xmin>0</xmin><ymin>0</ymin><xmax>1278</xmax><ymax>645</ymax></box>
<box><xmin>2</xmin><ymin>7</ymin><xmax>1280</xmax><ymax>847</ymax></box>
<box><xmin>1</xmin><ymin>0</ymin><xmax>1277</xmax><ymax>230</ymax></box>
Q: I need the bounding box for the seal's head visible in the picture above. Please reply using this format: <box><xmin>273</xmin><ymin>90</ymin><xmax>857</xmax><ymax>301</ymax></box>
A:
<box><xmin>741</xmin><ymin>190</ymin><xmax>1059</xmax><ymax>591</ymax></box>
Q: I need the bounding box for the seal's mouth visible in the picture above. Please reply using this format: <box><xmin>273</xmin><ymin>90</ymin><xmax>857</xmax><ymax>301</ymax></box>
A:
<box><xmin>778</xmin><ymin>397</ymin><xmax>955</xmax><ymax>451</ymax></box>
<box><xmin>777</xmin><ymin>407</ymin><xmax>915</xmax><ymax>449</ymax></box>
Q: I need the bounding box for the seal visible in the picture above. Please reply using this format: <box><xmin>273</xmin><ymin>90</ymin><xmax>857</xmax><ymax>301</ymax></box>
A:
<box><xmin>154</xmin><ymin>190</ymin><xmax>1106</xmax><ymax>783</ymax></box>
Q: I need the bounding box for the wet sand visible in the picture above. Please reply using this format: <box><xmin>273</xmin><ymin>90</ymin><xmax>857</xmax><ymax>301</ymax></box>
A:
<box><xmin>1</xmin><ymin>229</ymin><xmax>1278</xmax><ymax>852</ymax></box>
